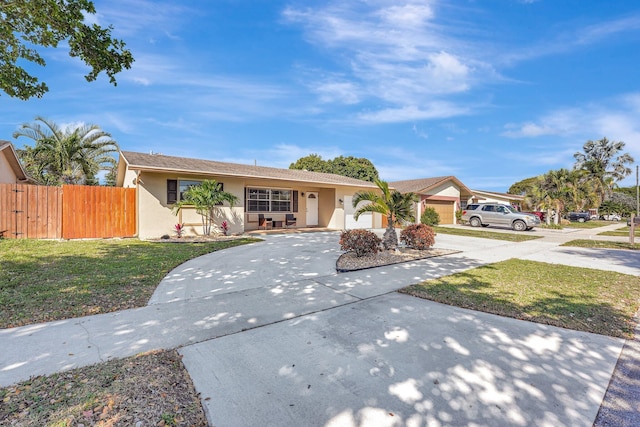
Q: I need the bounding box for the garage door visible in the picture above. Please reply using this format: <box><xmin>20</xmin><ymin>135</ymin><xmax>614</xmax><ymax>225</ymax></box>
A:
<box><xmin>425</xmin><ymin>200</ymin><xmax>454</xmax><ymax>224</ymax></box>
<box><xmin>344</xmin><ymin>196</ymin><xmax>372</xmax><ymax>229</ymax></box>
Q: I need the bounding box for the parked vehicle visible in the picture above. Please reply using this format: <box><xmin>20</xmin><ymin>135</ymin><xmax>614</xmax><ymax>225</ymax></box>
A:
<box><xmin>567</xmin><ymin>212</ymin><xmax>591</xmax><ymax>222</ymax></box>
<box><xmin>600</xmin><ymin>214</ymin><xmax>621</xmax><ymax>221</ymax></box>
<box><xmin>461</xmin><ymin>203</ymin><xmax>541</xmax><ymax>231</ymax></box>
<box><xmin>525</xmin><ymin>211</ymin><xmax>546</xmax><ymax>222</ymax></box>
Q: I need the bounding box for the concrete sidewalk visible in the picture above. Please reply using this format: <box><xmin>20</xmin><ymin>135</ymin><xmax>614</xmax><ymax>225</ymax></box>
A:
<box><xmin>1</xmin><ymin>224</ymin><xmax>639</xmax><ymax>426</ymax></box>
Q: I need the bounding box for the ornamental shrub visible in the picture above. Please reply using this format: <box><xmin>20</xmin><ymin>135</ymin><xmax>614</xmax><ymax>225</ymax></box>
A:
<box><xmin>400</xmin><ymin>224</ymin><xmax>436</xmax><ymax>250</ymax></box>
<box><xmin>420</xmin><ymin>207</ymin><xmax>440</xmax><ymax>226</ymax></box>
<box><xmin>339</xmin><ymin>229</ymin><xmax>382</xmax><ymax>257</ymax></box>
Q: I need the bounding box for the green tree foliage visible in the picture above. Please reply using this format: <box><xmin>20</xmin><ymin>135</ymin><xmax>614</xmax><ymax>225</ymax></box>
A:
<box><xmin>1</xmin><ymin>0</ymin><xmax>134</xmax><ymax>100</ymax></box>
<box><xmin>290</xmin><ymin>154</ymin><xmax>379</xmax><ymax>182</ymax></box>
<box><xmin>289</xmin><ymin>154</ymin><xmax>330</xmax><ymax>173</ymax></box>
<box><xmin>420</xmin><ymin>207</ymin><xmax>440</xmax><ymax>226</ymax></box>
<box><xmin>328</xmin><ymin>156</ymin><xmax>379</xmax><ymax>182</ymax></box>
<box><xmin>508</xmin><ymin>176</ymin><xmax>539</xmax><ymax>196</ymax></box>
<box><xmin>172</xmin><ymin>180</ymin><xmax>239</xmax><ymax>236</ymax></box>
<box><xmin>574</xmin><ymin>137</ymin><xmax>634</xmax><ymax>203</ymax></box>
<box><xmin>352</xmin><ymin>178</ymin><xmax>418</xmax><ymax>250</ymax></box>
<box><xmin>14</xmin><ymin>116</ymin><xmax>119</xmax><ymax>185</ymax></box>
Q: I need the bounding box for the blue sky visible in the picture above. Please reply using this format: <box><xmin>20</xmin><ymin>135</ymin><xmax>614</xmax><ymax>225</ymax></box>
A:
<box><xmin>2</xmin><ymin>0</ymin><xmax>639</xmax><ymax>191</ymax></box>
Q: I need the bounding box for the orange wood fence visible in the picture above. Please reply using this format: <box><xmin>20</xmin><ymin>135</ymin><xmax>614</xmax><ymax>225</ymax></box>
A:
<box><xmin>0</xmin><ymin>184</ymin><xmax>136</xmax><ymax>239</ymax></box>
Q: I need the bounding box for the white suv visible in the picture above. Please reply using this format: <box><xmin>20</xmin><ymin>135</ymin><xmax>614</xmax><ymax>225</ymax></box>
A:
<box><xmin>461</xmin><ymin>204</ymin><xmax>541</xmax><ymax>231</ymax></box>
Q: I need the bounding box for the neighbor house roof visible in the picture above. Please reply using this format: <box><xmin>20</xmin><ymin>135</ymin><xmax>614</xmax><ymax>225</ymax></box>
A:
<box><xmin>0</xmin><ymin>141</ymin><xmax>31</xmax><ymax>182</ymax></box>
<box><xmin>472</xmin><ymin>189</ymin><xmax>524</xmax><ymax>201</ymax></box>
<box><xmin>120</xmin><ymin>151</ymin><xmax>379</xmax><ymax>188</ymax></box>
<box><xmin>390</xmin><ymin>176</ymin><xmax>473</xmax><ymax>195</ymax></box>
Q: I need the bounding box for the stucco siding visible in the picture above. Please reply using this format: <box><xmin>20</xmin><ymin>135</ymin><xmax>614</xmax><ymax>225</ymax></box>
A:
<box><xmin>0</xmin><ymin>153</ymin><xmax>17</xmax><ymax>183</ymax></box>
<box><xmin>428</xmin><ymin>182</ymin><xmax>461</xmax><ymax>198</ymax></box>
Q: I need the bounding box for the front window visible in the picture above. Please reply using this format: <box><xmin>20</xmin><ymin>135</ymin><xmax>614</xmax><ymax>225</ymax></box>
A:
<box><xmin>179</xmin><ymin>180</ymin><xmax>202</xmax><ymax>201</ymax></box>
<box><xmin>247</xmin><ymin>188</ymin><xmax>291</xmax><ymax>212</ymax></box>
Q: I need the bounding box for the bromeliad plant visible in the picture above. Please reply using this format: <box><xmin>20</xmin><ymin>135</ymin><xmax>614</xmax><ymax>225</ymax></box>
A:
<box><xmin>172</xmin><ymin>180</ymin><xmax>238</xmax><ymax>236</ymax></box>
<box><xmin>220</xmin><ymin>220</ymin><xmax>229</xmax><ymax>236</ymax></box>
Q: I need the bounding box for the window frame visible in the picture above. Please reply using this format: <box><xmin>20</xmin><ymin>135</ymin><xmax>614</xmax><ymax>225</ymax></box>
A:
<box><xmin>245</xmin><ymin>187</ymin><xmax>297</xmax><ymax>213</ymax></box>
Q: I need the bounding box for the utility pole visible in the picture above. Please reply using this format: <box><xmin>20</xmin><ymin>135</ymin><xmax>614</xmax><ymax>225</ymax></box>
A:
<box><xmin>636</xmin><ymin>165</ymin><xmax>639</xmax><ymax>216</ymax></box>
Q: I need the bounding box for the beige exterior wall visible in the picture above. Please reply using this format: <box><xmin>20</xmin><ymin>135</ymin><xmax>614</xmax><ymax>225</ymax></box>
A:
<box><xmin>0</xmin><ymin>152</ymin><xmax>17</xmax><ymax>183</ymax></box>
<box><xmin>125</xmin><ymin>169</ymin><xmax>374</xmax><ymax>238</ymax></box>
<box><xmin>429</xmin><ymin>182</ymin><xmax>461</xmax><ymax>198</ymax></box>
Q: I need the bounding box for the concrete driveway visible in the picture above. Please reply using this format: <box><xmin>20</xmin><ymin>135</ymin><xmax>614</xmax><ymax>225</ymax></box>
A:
<box><xmin>166</xmin><ymin>230</ymin><xmax>636</xmax><ymax>427</ymax></box>
<box><xmin>1</xmin><ymin>228</ymin><xmax>638</xmax><ymax>426</ymax></box>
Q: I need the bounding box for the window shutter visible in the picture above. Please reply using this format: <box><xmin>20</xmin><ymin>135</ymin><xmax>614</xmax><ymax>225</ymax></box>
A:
<box><xmin>167</xmin><ymin>179</ymin><xmax>177</xmax><ymax>204</ymax></box>
<box><xmin>216</xmin><ymin>182</ymin><xmax>224</xmax><ymax>206</ymax></box>
<box><xmin>244</xmin><ymin>187</ymin><xmax>248</xmax><ymax>212</ymax></box>
<box><xmin>293</xmin><ymin>190</ymin><xmax>298</xmax><ymax>213</ymax></box>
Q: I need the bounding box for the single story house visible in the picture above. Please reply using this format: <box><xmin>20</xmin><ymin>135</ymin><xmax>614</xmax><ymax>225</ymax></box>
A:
<box><xmin>468</xmin><ymin>189</ymin><xmax>525</xmax><ymax>210</ymax></box>
<box><xmin>0</xmin><ymin>141</ymin><xmax>31</xmax><ymax>184</ymax></box>
<box><xmin>390</xmin><ymin>176</ymin><xmax>474</xmax><ymax>225</ymax></box>
<box><xmin>116</xmin><ymin>151</ymin><xmax>382</xmax><ymax>239</ymax></box>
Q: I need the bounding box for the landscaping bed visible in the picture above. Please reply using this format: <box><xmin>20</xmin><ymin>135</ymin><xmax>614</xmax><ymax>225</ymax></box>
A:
<box><xmin>336</xmin><ymin>247</ymin><xmax>459</xmax><ymax>272</ymax></box>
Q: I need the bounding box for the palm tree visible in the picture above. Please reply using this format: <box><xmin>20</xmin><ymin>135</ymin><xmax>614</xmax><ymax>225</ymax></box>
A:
<box><xmin>574</xmin><ymin>137</ymin><xmax>634</xmax><ymax>204</ymax></box>
<box><xmin>172</xmin><ymin>180</ymin><xmax>239</xmax><ymax>235</ymax></box>
<box><xmin>13</xmin><ymin>116</ymin><xmax>119</xmax><ymax>185</ymax></box>
<box><xmin>352</xmin><ymin>179</ymin><xmax>418</xmax><ymax>250</ymax></box>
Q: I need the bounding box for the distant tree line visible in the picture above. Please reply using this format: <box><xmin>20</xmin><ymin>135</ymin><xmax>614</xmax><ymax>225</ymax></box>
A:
<box><xmin>508</xmin><ymin>137</ymin><xmax>635</xmax><ymax>222</ymax></box>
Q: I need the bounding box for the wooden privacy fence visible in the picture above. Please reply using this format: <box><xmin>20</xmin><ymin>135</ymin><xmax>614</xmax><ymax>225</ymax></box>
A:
<box><xmin>0</xmin><ymin>184</ymin><xmax>136</xmax><ymax>239</ymax></box>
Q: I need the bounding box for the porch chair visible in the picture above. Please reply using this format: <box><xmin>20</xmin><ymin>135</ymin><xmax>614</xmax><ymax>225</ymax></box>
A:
<box><xmin>258</xmin><ymin>214</ymin><xmax>272</xmax><ymax>230</ymax></box>
<box><xmin>285</xmin><ymin>213</ymin><xmax>297</xmax><ymax>228</ymax></box>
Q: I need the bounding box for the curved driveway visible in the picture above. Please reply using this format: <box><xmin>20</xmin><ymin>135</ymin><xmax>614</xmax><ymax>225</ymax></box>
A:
<box><xmin>1</xmin><ymin>227</ymin><xmax>639</xmax><ymax>426</ymax></box>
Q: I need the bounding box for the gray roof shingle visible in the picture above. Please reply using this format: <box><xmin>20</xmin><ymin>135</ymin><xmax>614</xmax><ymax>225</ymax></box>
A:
<box><xmin>121</xmin><ymin>151</ymin><xmax>378</xmax><ymax>188</ymax></box>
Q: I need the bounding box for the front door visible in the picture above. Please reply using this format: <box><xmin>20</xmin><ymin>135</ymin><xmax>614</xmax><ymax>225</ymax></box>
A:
<box><xmin>306</xmin><ymin>192</ymin><xmax>318</xmax><ymax>226</ymax></box>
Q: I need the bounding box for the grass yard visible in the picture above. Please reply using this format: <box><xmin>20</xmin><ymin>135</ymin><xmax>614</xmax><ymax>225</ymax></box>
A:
<box><xmin>433</xmin><ymin>226</ymin><xmax>541</xmax><ymax>242</ymax></box>
<box><xmin>598</xmin><ymin>226</ymin><xmax>640</xmax><ymax>237</ymax></box>
<box><xmin>0</xmin><ymin>350</ymin><xmax>208</xmax><ymax>427</ymax></box>
<box><xmin>564</xmin><ymin>219</ymin><xmax>610</xmax><ymax>229</ymax></box>
<box><xmin>0</xmin><ymin>238</ymin><xmax>260</xmax><ymax>328</ymax></box>
<box><xmin>561</xmin><ymin>239</ymin><xmax>640</xmax><ymax>250</ymax></box>
<box><xmin>400</xmin><ymin>258</ymin><xmax>640</xmax><ymax>339</ymax></box>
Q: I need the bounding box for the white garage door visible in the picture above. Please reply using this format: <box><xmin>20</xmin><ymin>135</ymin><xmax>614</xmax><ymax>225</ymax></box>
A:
<box><xmin>344</xmin><ymin>195</ymin><xmax>372</xmax><ymax>229</ymax></box>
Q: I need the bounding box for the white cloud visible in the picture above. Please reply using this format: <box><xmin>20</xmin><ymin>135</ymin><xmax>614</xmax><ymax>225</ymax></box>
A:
<box><xmin>283</xmin><ymin>1</ymin><xmax>494</xmax><ymax>122</ymax></box>
<box><xmin>358</xmin><ymin>103</ymin><xmax>469</xmax><ymax>123</ymax></box>
<box><xmin>501</xmin><ymin>93</ymin><xmax>640</xmax><ymax>156</ymax></box>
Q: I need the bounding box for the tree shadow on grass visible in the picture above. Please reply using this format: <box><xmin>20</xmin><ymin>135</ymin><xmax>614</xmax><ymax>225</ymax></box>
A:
<box><xmin>400</xmin><ymin>267</ymin><xmax>637</xmax><ymax>339</ymax></box>
<box><xmin>0</xmin><ymin>238</ymin><xmax>259</xmax><ymax>328</ymax></box>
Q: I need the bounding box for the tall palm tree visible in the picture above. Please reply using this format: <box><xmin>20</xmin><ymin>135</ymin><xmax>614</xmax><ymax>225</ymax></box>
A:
<box><xmin>352</xmin><ymin>179</ymin><xmax>418</xmax><ymax>250</ymax></box>
<box><xmin>13</xmin><ymin>116</ymin><xmax>119</xmax><ymax>185</ymax></box>
<box><xmin>574</xmin><ymin>137</ymin><xmax>634</xmax><ymax>204</ymax></box>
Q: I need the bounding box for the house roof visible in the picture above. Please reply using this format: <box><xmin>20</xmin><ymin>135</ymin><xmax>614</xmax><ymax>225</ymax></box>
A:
<box><xmin>120</xmin><ymin>151</ymin><xmax>379</xmax><ymax>188</ymax></box>
<box><xmin>472</xmin><ymin>189</ymin><xmax>524</xmax><ymax>201</ymax></box>
<box><xmin>390</xmin><ymin>176</ymin><xmax>473</xmax><ymax>195</ymax></box>
<box><xmin>0</xmin><ymin>140</ymin><xmax>30</xmax><ymax>182</ymax></box>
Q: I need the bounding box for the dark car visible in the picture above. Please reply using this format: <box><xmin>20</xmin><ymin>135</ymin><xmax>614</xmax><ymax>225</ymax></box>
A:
<box><xmin>568</xmin><ymin>212</ymin><xmax>591</xmax><ymax>223</ymax></box>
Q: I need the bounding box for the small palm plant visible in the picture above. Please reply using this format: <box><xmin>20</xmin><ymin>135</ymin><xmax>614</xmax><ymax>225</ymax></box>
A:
<box><xmin>172</xmin><ymin>180</ymin><xmax>238</xmax><ymax>236</ymax></box>
<box><xmin>352</xmin><ymin>179</ymin><xmax>418</xmax><ymax>250</ymax></box>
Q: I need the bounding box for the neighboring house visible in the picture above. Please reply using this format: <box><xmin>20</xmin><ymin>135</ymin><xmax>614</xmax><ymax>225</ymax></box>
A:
<box><xmin>390</xmin><ymin>176</ymin><xmax>474</xmax><ymax>225</ymax></box>
<box><xmin>0</xmin><ymin>141</ymin><xmax>31</xmax><ymax>184</ymax></box>
<box><xmin>468</xmin><ymin>190</ymin><xmax>525</xmax><ymax>210</ymax></box>
<box><xmin>116</xmin><ymin>151</ymin><xmax>381</xmax><ymax>239</ymax></box>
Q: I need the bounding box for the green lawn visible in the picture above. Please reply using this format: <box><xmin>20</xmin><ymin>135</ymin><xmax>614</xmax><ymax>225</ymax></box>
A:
<box><xmin>433</xmin><ymin>226</ymin><xmax>541</xmax><ymax>242</ymax></box>
<box><xmin>561</xmin><ymin>239</ymin><xmax>640</xmax><ymax>250</ymax></box>
<box><xmin>598</xmin><ymin>226</ymin><xmax>640</xmax><ymax>237</ymax></box>
<box><xmin>400</xmin><ymin>259</ymin><xmax>640</xmax><ymax>338</ymax></box>
<box><xmin>564</xmin><ymin>219</ymin><xmax>609</xmax><ymax>229</ymax></box>
<box><xmin>0</xmin><ymin>238</ymin><xmax>260</xmax><ymax>328</ymax></box>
